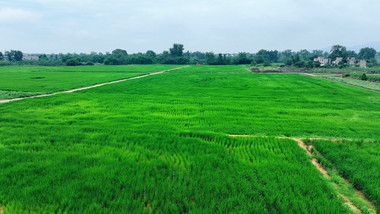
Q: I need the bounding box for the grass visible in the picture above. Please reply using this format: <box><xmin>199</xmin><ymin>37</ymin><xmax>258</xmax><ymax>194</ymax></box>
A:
<box><xmin>0</xmin><ymin>65</ymin><xmax>179</xmax><ymax>99</ymax></box>
<box><xmin>0</xmin><ymin>65</ymin><xmax>379</xmax><ymax>212</ymax></box>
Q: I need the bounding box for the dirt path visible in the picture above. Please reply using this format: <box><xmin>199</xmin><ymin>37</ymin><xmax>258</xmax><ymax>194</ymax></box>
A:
<box><xmin>0</xmin><ymin>66</ymin><xmax>189</xmax><ymax>105</ymax></box>
<box><xmin>227</xmin><ymin>134</ymin><xmax>375</xmax><ymax>214</ymax></box>
<box><xmin>301</xmin><ymin>73</ymin><xmax>319</xmax><ymax>77</ymax></box>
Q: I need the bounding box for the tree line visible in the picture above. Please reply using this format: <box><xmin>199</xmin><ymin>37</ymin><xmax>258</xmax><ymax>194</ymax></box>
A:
<box><xmin>1</xmin><ymin>44</ymin><xmax>378</xmax><ymax>68</ymax></box>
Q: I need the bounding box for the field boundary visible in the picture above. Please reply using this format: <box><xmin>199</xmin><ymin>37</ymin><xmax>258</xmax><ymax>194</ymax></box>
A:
<box><xmin>300</xmin><ymin>73</ymin><xmax>380</xmax><ymax>93</ymax></box>
<box><xmin>228</xmin><ymin>134</ymin><xmax>376</xmax><ymax>214</ymax></box>
<box><xmin>0</xmin><ymin>66</ymin><xmax>189</xmax><ymax>105</ymax></box>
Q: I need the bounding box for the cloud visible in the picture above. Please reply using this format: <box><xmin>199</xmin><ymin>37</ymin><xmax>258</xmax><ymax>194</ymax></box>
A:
<box><xmin>1</xmin><ymin>0</ymin><xmax>380</xmax><ymax>53</ymax></box>
<box><xmin>0</xmin><ymin>8</ymin><xmax>41</xmax><ymax>23</ymax></box>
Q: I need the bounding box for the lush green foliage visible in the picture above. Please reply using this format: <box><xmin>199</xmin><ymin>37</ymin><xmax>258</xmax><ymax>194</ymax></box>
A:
<box><xmin>0</xmin><ymin>65</ymin><xmax>178</xmax><ymax>99</ymax></box>
<box><xmin>312</xmin><ymin>140</ymin><xmax>380</xmax><ymax>210</ymax></box>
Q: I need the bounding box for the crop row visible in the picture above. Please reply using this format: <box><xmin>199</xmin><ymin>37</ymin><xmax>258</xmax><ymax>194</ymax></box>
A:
<box><xmin>312</xmin><ymin>139</ymin><xmax>380</xmax><ymax>210</ymax></box>
<box><xmin>0</xmin><ymin>133</ymin><xmax>349</xmax><ymax>213</ymax></box>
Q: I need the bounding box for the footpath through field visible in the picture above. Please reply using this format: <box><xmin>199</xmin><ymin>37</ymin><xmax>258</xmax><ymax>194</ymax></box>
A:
<box><xmin>228</xmin><ymin>134</ymin><xmax>377</xmax><ymax>214</ymax></box>
<box><xmin>0</xmin><ymin>66</ymin><xmax>189</xmax><ymax>105</ymax></box>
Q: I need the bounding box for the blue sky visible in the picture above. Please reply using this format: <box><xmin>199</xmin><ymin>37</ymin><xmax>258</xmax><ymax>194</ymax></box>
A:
<box><xmin>1</xmin><ymin>0</ymin><xmax>380</xmax><ymax>53</ymax></box>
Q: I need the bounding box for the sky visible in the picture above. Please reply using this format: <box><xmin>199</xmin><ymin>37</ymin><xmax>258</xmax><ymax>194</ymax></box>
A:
<box><xmin>1</xmin><ymin>0</ymin><xmax>380</xmax><ymax>54</ymax></box>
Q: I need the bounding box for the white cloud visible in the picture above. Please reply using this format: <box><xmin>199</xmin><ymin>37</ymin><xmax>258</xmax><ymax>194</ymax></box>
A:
<box><xmin>0</xmin><ymin>8</ymin><xmax>41</xmax><ymax>23</ymax></box>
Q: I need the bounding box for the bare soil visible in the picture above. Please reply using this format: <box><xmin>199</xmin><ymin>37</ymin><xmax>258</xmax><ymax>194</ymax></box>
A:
<box><xmin>311</xmin><ymin>158</ymin><xmax>329</xmax><ymax>177</ymax></box>
<box><xmin>340</xmin><ymin>193</ymin><xmax>362</xmax><ymax>214</ymax></box>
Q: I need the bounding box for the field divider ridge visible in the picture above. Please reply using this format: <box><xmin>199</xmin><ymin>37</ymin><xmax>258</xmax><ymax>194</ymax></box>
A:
<box><xmin>300</xmin><ymin>73</ymin><xmax>380</xmax><ymax>93</ymax></box>
<box><xmin>0</xmin><ymin>65</ymin><xmax>189</xmax><ymax>105</ymax></box>
<box><xmin>228</xmin><ymin>134</ymin><xmax>376</xmax><ymax>214</ymax></box>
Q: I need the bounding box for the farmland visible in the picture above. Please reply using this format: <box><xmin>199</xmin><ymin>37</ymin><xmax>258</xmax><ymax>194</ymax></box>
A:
<box><xmin>0</xmin><ymin>65</ymin><xmax>179</xmax><ymax>100</ymax></box>
<box><xmin>0</xmin><ymin>65</ymin><xmax>379</xmax><ymax>213</ymax></box>
<box><xmin>311</xmin><ymin>139</ymin><xmax>380</xmax><ymax>210</ymax></box>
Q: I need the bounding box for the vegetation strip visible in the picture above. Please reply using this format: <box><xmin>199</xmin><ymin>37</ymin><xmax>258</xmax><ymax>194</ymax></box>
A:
<box><xmin>300</xmin><ymin>73</ymin><xmax>380</xmax><ymax>93</ymax></box>
<box><xmin>228</xmin><ymin>134</ymin><xmax>376</xmax><ymax>214</ymax></box>
<box><xmin>0</xmin><ymin>65</ymin><xmax>189</xmax><ymax>105</ymax></box>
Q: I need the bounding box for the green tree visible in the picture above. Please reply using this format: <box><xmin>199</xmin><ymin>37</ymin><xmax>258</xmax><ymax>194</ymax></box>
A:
<box><xmin>14</xmin><ymin>50</ymin><xmax>23</xmax><ymax>61</ymax></box>
<box><xmin>329</xmin><ymin>45</ymin><xmax>348</xmax><ymax>61</ymax></box>
<box><xmin>358</xmin><ymin>47</ymin><xmax>377</xmax><ymax>60</ymax></box>
<box><xmin>361</xmin><ymin>73</ymin><xmax>367</xmax><ymax>80</ymax></box>
<box><xmin>298</xmin><ymin>49</ymin><xmax>311</xmax><ymax>60</ymax></box>
<box><xmin>39</xmin><ymin>54</ymin><xmax>48</xmax><ymax>61</ymax></box>
<box><xmin>146</xmin><ymin>50</ymin><xmax>156</xmax><ymax>58</ymax></box>
<box><xmin>233</xmin><ymin>52</ymin><xmax>251</xmax><ymax>65</ymax></box>
<box><xmin>111</xmin><ymin>49</ymin><xmax>128</xmax><ymax>64</ymax></box>
<box><xmin>5</xmin><ymin>50</ymin><xmax>23</xmax><ymax>61</ymax></box>
<box><xmin>112</xmin><ymin>49</ymin><xmax>128</xmax><ymax>57</ymax></box>
<box><xmin>255</xmin><ymin>50</ymin><xmax>278</xmax><ymax>63</ymax></box>
<box><xmin>0</xmin><ymin>52</ymin><xmax>3</xmax><ymax>61</ymax></box>
<box><xmin>169</xmin><ymin>44</ymin><xmax>184</xmax><ymax>57</ymax></box>
<box><xmin>66</xmin><ymin>59</ymin><xmax>80</xmax><ymax>66</ymax></box>
<box><xmin>104</xmin><ymin>55</ymin><xmax>120</xmax><ymax>65</ymax></box>
<box><xmin>205</xmin><ymin>52</ymin><xmax>216</xmax><ymax>65</ymax></box>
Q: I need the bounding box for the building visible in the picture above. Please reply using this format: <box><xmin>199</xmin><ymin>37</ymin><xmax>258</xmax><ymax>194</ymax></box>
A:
<box><xmin>332</xmin><ymin>57</ymin><xmax>343</xmax><ymax>65</ymax></box>
<box><xmin>348</xmin><ymin>57</ymin><xmax>357</xmax><ymax>67</ymax></box>
<box><xmin>313</xmin><ymin>56</ymin><xmax>367</xmax><ymax>68</ymax></box>
<box><xmin>359</xmin><ymin>60</ymin><xmax>367</xmax><ymax>68</ymax></box>
<box><xmin>23</xmin><ymin>53</ymin><xmax>39</xmax><ymax>61</ymax></box>
<box><xmin>313</xmin><ymin>57</ymin><xmax>330</xmax><ymax>66</ymax></box>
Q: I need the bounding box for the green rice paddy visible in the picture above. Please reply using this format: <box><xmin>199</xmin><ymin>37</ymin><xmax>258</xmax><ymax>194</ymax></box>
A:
<box><xmin>0</xmin><ymin>65</ymin><xmax>379</xmax><ymax>213</ymax></box>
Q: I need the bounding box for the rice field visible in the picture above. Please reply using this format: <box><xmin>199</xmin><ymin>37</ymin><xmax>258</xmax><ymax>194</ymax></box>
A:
<box><xmin>311</xmin><ymin>139</ymin><xmax>380</xmax><ymax>211</ymax></box>
<box><xmin>0</xmin><ymin>65</ymin><xmax>179</xmax><ymax>99</ymax></box>
<box><xmin>0</xmin><ymin>65</ymin><xmax>379</xmax><ymax>213</ymax></box>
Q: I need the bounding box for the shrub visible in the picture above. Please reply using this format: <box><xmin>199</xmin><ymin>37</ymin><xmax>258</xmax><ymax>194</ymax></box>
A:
<box><xmin>66</xmin><ymin>59</ymin><xmax>80</xmax><ymax>66</ymax></box>
<box><xmin>361</xmin><ymin>73</ymin><xmax>367</xmax><ymax>81</ymax></box>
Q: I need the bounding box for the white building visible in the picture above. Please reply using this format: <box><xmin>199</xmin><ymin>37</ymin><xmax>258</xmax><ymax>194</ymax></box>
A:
<box><xmin>314</xmin><ymin>57</ymin><xmax>367</xmax><ymax>68</ymax></box>
<box><xmin>23</xmin><ymin>53</ymin><xmax>39</xmax><ymax>61</ymax></box>
<box><xmin>313</xmin><ymin>57</ymin><xmax>331</xmax><ymax>66</ymax></box>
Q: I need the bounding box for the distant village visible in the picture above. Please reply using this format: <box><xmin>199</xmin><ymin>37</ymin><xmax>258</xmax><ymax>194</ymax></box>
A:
<box><xmin>22</xmin><ymin>53</ymin><xmax>39</xmax><ymax>61</ymax></box>
<box><xmin>313</xmin><ymin>56</ymin><xmax>367</xmax><ymax>68</ymax></box>
<box><xmin>1</xmin><ymin>53</ymin><xmax>39</xmax><ymax>61</ymax></box>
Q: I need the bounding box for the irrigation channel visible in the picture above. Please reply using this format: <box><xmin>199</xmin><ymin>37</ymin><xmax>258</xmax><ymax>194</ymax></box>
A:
<box><xmin>0</xmin><ymin>66</ymin><xmax>189</xmax><ymax>105</ymax></box>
